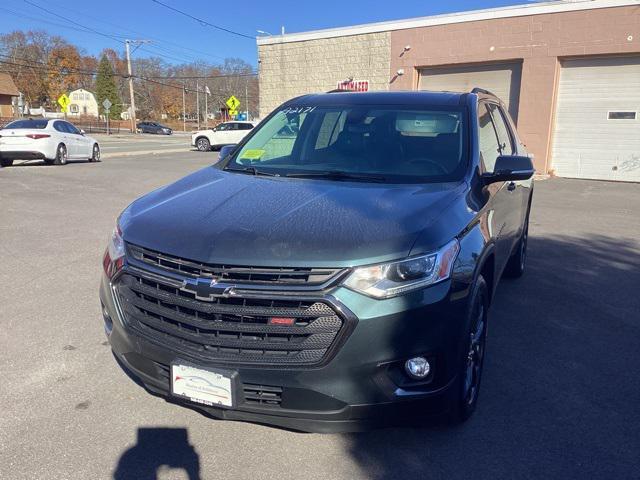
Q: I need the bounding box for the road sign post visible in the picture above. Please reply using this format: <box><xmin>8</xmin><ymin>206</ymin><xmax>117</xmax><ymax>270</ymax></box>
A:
<box><xmin>102</xmin><ymin>99</ymin><xmax>113</xmax><ymax>135</ymax></box>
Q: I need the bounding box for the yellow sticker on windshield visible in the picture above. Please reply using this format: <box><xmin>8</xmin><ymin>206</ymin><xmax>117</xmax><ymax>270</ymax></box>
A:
<box><xmin>240</xmin><ymin>149</ymin><xmax>265</xmax><ymax>160</ymax></box>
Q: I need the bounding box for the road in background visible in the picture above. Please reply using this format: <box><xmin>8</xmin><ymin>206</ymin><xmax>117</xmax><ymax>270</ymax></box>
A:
<box><xmin>1</xmin><ymin>155</ymin><xmax>639</xmax><ymax>479</ymax></box>
<box><xmin>94</xmin><ymin>132</ymin><xmax>194</xmax><ymax>158</ymax></box>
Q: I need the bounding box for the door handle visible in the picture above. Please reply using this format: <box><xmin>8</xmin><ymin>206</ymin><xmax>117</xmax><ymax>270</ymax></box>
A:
<box><xmin>507</xmin><ymin>182</ymin><xmax>516</xmax><ymax>191</ymax></box>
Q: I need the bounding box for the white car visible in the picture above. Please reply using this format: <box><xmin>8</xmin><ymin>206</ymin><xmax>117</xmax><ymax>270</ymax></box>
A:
<box><xmin>191</xmin><ymin>121</ymin><xmax>255</xmax><ymax>152</ymax></box>
<box><xmin>0</xmin><ymin>118</ymin><xmax>100</xmax><ymax>167</ymax></box>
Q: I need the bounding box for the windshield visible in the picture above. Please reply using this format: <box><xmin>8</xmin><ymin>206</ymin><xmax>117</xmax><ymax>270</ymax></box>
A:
<box><xmin>4</xmin><ymin>119</ymin><xmax>48</xmax><ymax>129</ymax></box>
<box><xmin>225</xmin><ymin>104</ymin><xmax>468</xmax><ymax>183</ymax></box>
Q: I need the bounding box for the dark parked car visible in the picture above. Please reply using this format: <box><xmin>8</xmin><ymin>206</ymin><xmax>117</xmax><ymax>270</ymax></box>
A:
<box><xmin>100</xmin><ymin>89</ymin><xmax>534</xmax><ymax>432</ymax></box>
<box><xmin>137</xmin><ymin>121</ymin><xmax>172</xmax><ymax>135</ymax></box>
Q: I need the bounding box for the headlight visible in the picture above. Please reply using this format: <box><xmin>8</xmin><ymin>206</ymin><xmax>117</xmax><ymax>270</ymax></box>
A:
<box><xmin>343</xmin><ymin>239</ymin><xmax>460</xmax><ymax>298</ymax></box>
<box><xmin>102</xmin><ymin>224</ymin><xmax>125</xmax><ymax>279</ymax></box>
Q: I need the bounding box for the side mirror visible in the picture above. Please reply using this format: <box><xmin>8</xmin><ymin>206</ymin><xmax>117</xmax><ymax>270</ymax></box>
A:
<box><xmin>79</xmin><ymin>129</ymin><xmax>86</xmax><ymax>135</ymax></box>
<box><xmin>218</xmin><ymin>144</ymin><xmax>237</xmax><ymax>161</ymax></box>
<box><xmin>482</xmin><ymin>155</ymin><xmax>535</xmax><ymax>184</ymax></box>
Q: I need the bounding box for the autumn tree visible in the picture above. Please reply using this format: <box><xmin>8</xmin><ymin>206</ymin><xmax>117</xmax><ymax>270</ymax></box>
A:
<box><xmin>95</xmin><ymin>55</ymin><xmax>122</xmax><ymax>119</ymax></box>
<box><xmin>47</xmin><ymin>44</ymin><xmax>82</xmax><ymax>104</ymax></box>
<box><xmin>0</xmin><ymin>30</ymin><xmax>65</xmax><ymax>107</ymax></box>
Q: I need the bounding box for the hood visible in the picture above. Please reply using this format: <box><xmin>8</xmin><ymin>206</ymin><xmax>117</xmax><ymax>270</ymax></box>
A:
<box><xmin>120</xmin><ymin>167</ymin><xmax>467</xmax><ymax>267</ymax></box>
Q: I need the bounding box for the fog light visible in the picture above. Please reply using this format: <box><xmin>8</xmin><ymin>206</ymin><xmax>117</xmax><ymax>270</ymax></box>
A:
<box><xmin>405</xmin><ymin>356</ymin><xmax>430</xmax><ymax>379</ymax></box>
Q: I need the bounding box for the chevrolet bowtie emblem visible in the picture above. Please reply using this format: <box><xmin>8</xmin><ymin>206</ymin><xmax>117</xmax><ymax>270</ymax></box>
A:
<box><xmin>180</xmin><ymin>277</ymin><xmax>235</xmax><ymax>300</ymax></box>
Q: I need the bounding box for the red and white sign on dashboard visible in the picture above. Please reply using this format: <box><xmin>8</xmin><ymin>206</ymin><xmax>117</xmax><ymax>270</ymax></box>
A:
<box><xmin>336</xmin><ymin>80</ymin><xmax>369</xmax><ymax>92</ymax></box>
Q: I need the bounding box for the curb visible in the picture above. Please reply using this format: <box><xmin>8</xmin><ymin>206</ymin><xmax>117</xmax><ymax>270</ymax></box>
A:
<box><xmin>101</xmin><ymin>148</ymin><xmax>195</xmax><ymax>159</ymax></box>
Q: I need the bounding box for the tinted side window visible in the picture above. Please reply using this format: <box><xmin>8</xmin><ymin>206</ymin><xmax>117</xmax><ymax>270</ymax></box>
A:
<box><xmin>240</xmin><ymin>123</ymin><xmax>253</xmax><ymax>130</ymax></box>
<box><xmin>65</xmin><ymin>122</ymin><xmax>80</xmax><ymax>134</ymax></box>
<box><xmin>477</xmin><ymin>103</ymin><xmax>501</xmax><ymax>173</ymax></box>
<box><xmin>487</xmin><ymin>104</ymin><xmax>514</xmax><ymax>155</ymax></box>
<box><xmin>53</xmin><ymin>121</ymin><xmax>67</xmax><ymax>133</ymax></box>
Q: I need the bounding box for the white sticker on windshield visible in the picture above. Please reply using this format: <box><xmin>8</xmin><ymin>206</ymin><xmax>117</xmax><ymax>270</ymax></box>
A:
<box><xmin>281</xmin><ymin>106</ymin><xmax>316</xmax><ymax>115</ymax></box>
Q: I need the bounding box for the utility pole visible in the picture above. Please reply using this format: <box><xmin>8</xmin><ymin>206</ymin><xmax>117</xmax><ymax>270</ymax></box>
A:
<box><xmin>196</xmin><ymin>81</ymin><xmax>200</xmax><ymax>130</ymax></box>
<box><xmin>204</xmin><ymin>85</ymin><xmax>208</xmax><ymax>128</ymax></box>
<box><xmin>182</xmin><ymin>86</ymin><xmax>186</xmax><ymax>132</ymax></box>
<box><xmin>125</xmin><ymin>39</ymin><xmax>150</xmax><ymax>134</ymax></box>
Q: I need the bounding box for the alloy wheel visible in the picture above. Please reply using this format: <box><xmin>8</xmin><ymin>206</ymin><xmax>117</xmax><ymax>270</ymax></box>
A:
<box><xmin>463</xmin><ymin>300</ymin><xmax>486</xmax><ymax>406</ymax></box>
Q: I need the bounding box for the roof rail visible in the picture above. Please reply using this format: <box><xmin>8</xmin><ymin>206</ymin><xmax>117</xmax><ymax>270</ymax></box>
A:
<box><xmin>471</xmin><ymin>87</ymin><xmax>497</xmax><ymax>97</ymax></box>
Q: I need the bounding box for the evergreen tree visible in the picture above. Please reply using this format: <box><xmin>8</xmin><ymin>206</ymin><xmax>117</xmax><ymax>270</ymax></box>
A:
<box><xmin>95</xmin><ymin>55</ymin><xmax>122</xmax><ymax>119</ymax></box>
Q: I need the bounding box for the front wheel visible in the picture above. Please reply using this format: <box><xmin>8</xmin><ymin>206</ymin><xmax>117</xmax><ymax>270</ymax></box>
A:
<box><xmin>196</xmin><ymin>137</ymin><xmax>211</xmax><ymax>152</ymax></box>
<box><xmin>503</xmin><ymin>217</ymin><xmax>529</xmax><ymax>278</ymax></box>
<box><xmin>89</xmin><ymin>144</ymin><xmax>100</xmax><ymax>162</ymax></box>
<box><xmin>53</xmin><ymin>144</ymin><xmax>67</xmax><ymax>165</ymax></box>
<box><xmin>448</xmin><ymin>275</ymin><xmax>489</xmax><ymax>424</ymax></box>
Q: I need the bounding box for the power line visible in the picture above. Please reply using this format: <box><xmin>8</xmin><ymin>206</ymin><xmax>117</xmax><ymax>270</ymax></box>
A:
<box><xmin>0</xmin><ymin>53</ymin><xmax>256</xmax><ymax>79</ymax></box>
<box><xmin>23</xmin><ymin>0</ymin><xmax>126</xmax><ymax>43</ymax></box>
<box><xmin>0</xmin><ymin>58</ymin><xmax>248</xmax><ymax>98</ymax></box>
<box><xmin>21</xmin><ymin>0</ymin><xmax>205</xmax><ymax>66</ymax></box>
<box><xmin>150</xmin><ymin>0</ymin><xmax>255</xmax><ymax>40</ymax></box>
<box><xmin>42</xmin><ymin>0</ymin><xmax>228</xmax><ymax>61</ymax></box>
<box><xmin>8</xmin><ymin>2</ymin><xmax>256</xmax><ymax>68</ymax></box>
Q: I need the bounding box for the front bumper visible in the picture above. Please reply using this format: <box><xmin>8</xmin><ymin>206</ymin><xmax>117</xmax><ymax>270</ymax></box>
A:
<box><xmin>100</xmin><ymin>266</ymin><xmax>470</xmax><ymax>432</ymax></box>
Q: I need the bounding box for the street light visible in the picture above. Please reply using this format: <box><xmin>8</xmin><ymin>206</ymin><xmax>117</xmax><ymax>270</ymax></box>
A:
<box><xmin>256</xmin><ymin>30</ymin><xmax>272</xmax><ymax>36</ymax></box>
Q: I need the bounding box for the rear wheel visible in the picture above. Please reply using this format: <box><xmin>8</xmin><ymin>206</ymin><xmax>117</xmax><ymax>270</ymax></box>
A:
<box><xmin>53</xmin><ymin>144</ymin><xmax>67</xmax><ymax>165</ymax></box>
<box><xmin>0</xmin><ymin>158</ymin><xmax>13</xmax><ymax>167</ymax></box>
<box><xmin>89</xmin><ymin>143</ymin><xmax>100</xmax><ymax>162</ymax></box>
<box><xmin>196</xmin><ymin>137</ymin><xmax>211</xmax><ymax>151</ymax></box>
<box><xmin>448</xmin><ymin>275</ymin><xmax>489</xmax><ymax>424</ymax></box>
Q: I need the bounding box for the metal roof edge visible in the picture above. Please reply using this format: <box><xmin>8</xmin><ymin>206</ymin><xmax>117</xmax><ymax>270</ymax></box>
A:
<box><xmin>256</xmin><ymin>0</ymin><xmax>639</xmax><ymax>46</ymax></box>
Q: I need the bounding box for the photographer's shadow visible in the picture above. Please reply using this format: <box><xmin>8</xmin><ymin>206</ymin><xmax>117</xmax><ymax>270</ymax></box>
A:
<box><xmin>114</xmin><ymin>427</ymin><xmax>200</xmax><ymax>480</ymax></box>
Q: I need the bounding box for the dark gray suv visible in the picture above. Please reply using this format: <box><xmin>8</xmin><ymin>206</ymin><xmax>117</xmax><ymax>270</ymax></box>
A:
<box><xmin>100</xmin><ymin>89</ymin><xmax>534</xmax><ymax>432</ymax></box>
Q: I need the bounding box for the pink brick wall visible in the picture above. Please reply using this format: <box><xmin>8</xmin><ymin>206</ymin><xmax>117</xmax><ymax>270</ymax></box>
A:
<box><xmin>390</xmin><ymin>6</ymin><xmax>640</xmax><ymax>172</ymax></box>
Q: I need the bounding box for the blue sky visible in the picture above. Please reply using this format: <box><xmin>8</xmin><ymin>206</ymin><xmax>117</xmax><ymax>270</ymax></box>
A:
<box><xmin>0</xmin><ymin>0</ymin><xmax>529</xmax><ymax>66</ymax></box>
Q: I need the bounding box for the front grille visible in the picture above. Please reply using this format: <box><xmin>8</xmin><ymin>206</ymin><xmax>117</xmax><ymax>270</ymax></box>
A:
<box><xmin>243</xmin><ymin>384</ymin><xmax>283</xmax><ymax>407</ymax></box>
<box><xmin>115</xmin><ymin>270</ymin><xmax>350</xmax><ymax>366</ymax></box>
<box><xmin>127</xmin><ymin>243</ymin><xmax>345</xmax><ymax>287</ymax></box>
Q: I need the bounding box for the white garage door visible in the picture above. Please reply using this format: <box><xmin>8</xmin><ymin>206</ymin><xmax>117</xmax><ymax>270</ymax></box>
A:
<box><xmin>419</xmin><ymin>62</ymin><xmax>522</xmax><ymax>122</ymax></box>
<box><xmin>551</xmin><ymin>56</ymin><xmax>640</xmax><ymax>182</ymax></box>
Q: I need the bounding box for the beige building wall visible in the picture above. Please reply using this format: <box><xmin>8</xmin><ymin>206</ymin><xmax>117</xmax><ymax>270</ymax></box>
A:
<box><xmin>258</xmin><ymin>32</ymin><xmax>391</xmax><ymax>118</ymax></box>
<box><xmin>390</xmin><ymin>5</ymin><xmax>640</xmax><ymax>173</ymax></box>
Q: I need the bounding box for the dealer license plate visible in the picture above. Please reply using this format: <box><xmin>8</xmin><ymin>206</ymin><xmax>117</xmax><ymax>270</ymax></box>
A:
<box><xmin>171</xmin><ymin>363</ymin><xmax>234</xmax><ymax>408</ymax></box>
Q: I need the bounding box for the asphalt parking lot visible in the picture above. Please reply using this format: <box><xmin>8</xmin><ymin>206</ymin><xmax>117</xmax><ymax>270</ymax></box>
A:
<box><xmin>1</xmin><ymin>152</ymin><xmax>639</xmax><ymax>479</ymax></box>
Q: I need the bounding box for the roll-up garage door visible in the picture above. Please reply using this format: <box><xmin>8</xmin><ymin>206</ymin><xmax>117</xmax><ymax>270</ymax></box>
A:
<box><xmin>551</xmin><ymin>56</ymin><xmax>640</xmax><ymax>182</ymax></box>
<box><xmin>419</xmin><ymin>62</ymin><xmax>522</xmax><ymax>122</ymax></box>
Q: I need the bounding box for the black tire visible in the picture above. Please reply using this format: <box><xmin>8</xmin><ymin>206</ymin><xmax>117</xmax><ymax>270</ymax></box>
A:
<box><xmin>195</xmin><ymin>137</ymin><xmax>211</xmax><ymax>152</ymax></box>
<box><xmin>89</xmin><ymin>143</ymin><xmax>100</xmax><ymax>162</ymax></box>
<box><xmin>53</xmin><ymin>144</ymin><xmax>67</xmax><ymax>165</ymax></box>
<box><xmin>448</xmin><ymin>275</ymin><xmax>489</xmax><ymax>424</ymax></box>
<box><xmin>0</xmin><ymin>158</ymin><xmax>13</xmax><ymax>167</ymax></box>
<box><xmin>503</xmin><ymin>216</ymin><xmax>529</xmax><ymax>278</ymax></box>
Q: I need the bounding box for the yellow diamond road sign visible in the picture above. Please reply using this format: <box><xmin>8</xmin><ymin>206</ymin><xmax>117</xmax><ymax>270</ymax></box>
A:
<box><xmin>225</xmin><ymin>95</ymin><xmax>240</xmax><ymax>111</ymax></box>
<box><xmin>57</xmin><ymin>93</ymin><xmax>70</xmax><ymax>112</ymax></box>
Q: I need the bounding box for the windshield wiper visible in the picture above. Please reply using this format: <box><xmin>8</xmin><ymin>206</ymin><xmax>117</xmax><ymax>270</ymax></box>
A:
<box><xmin>285</xmin><ymin>170</ymin><xmax>387</xmax><ymax>183</ymax></box>
<box><xmin>224</xmin><ymin>166</ymin><xmax>280</xmax><ymax>177</ymax></box>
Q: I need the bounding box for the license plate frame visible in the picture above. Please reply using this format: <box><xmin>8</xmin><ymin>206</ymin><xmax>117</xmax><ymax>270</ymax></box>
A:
<box><xmin>170</xmin><ymin>362</ymin><xmax>237</xmax><ymax>409</ymax></box>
